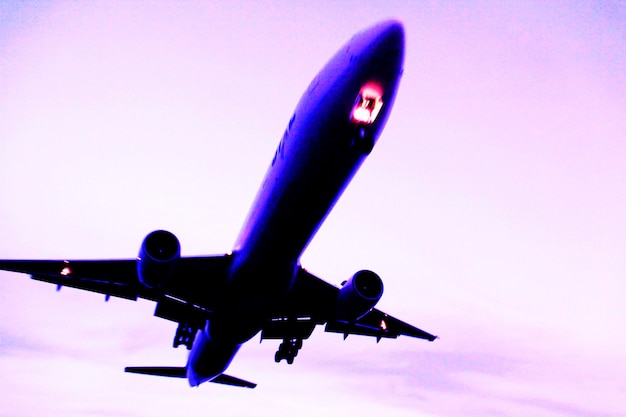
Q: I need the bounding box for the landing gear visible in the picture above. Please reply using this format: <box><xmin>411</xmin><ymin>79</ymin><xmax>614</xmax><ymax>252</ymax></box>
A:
<box><xmin>173</xmin><ymin>322</ymin><xmax>197</xmax><ymax>350</ymax></box>
<box><xmin>274</xmin><ymin>338</ymin><xmax>303</xmax><ymax>365</ymax></box>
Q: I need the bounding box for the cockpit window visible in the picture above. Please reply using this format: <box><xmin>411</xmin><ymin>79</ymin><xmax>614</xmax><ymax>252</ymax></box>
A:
<box><xmin>351</xmin><ymin>83</ymin><xmax>383</xmax><ymax>125</ymax></box>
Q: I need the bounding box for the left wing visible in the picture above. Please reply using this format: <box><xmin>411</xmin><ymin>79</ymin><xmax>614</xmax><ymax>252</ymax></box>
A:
<box><xmin>261</xmin><ymin>268</ymin><xmax>437</xmax><ymax>343</ymax></box>
<box><xmin>0</xmin><ymin>256</ymin><xmax>232</xmax><ymax>332</ymax></box>
<box><xmin>0</xmin><ymin>259</ymin><xmax>157</xmax><ymax>301</ymax></box>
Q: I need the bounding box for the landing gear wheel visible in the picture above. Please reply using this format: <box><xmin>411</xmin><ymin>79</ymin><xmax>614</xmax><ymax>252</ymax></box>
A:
<box><xmin>275</xmin><ymin>338</ymin><xmax>303</xmax><ymax>365</ymax></box>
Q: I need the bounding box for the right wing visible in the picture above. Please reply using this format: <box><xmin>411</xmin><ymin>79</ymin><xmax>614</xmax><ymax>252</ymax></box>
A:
<box><xmin>261</xmin><ymin>267</ymin><xmax>437</xmax><ymax>342</ymax></box>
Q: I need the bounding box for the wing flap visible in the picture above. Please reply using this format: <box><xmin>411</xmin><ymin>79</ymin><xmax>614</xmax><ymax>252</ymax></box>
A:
<box><xmin>260</xmin><ymin>318</ymin><xmax>317</xmax><ymax>340</ymax></box>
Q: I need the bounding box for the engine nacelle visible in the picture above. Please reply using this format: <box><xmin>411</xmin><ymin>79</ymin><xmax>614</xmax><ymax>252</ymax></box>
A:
<box><xmin>137</xmin><ymin>230</ymin><xmax>181</xmax><ymax>289</ymax></box>
<box><xmin>337</xmin><ymin>270</ymin><xmax>384</xmax><ymax>321</ymax></box>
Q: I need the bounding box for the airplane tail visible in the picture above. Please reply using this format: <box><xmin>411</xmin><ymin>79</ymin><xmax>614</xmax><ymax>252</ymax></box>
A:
<box><xmin>124</xmin><ymin>366</ymin><xmax>257</xmax><ymax>389</ymax></box>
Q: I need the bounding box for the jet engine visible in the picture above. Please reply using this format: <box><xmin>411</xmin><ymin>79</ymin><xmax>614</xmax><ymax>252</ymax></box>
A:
<box><xmin>137</xmin><ymin>230</ymin><xmax>181</xmax><ymax>289</ymax></box>
<box><xmin>337</xmin><ymin>270</ymin><xmax>383</xmax><ymax>321</ymax></box>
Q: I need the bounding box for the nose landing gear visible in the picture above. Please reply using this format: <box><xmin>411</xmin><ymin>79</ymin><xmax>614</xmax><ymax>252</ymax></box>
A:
<box><xmin>274</xmin><ymin>338</ymin><xmax>303</xmax><ymax>365</ymax></box>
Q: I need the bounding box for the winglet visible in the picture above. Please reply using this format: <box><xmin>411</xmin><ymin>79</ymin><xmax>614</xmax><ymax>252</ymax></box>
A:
<box><xmin>124</xmin><ymin>366</ymin><xmax>256</xmax><ymax>389</ymax></box>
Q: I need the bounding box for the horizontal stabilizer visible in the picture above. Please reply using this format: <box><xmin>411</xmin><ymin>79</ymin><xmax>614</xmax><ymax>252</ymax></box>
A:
<box><xmin>125</xmin><ymin>366</ymin><xmax>186</xmax><ymax>378</ymax></box>
<box><xmin>124</xmin><ymin>366</ymin><xmax>256</xmax><ymax>389</ymax></box>
<box><xmin>211</xmin><ymin>374</ymin><xmax>257</xmax><ymax>389</ymax></box>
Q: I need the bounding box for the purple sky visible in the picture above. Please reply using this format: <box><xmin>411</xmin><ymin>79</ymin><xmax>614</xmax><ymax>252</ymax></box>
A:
<box><xmin>1</xmin><ymin>1</ymin><xmax>625</xmax><ymax>416</ymax></box>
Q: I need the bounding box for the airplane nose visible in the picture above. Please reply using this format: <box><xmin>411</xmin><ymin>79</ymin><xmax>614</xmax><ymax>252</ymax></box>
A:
<box><xmin>377</xmin><ymin>20</ymin><xmax>404</xmax><ymax>50</ymax></box>
<box><xmin>364</xmin><ymin>20</ymin><xmax>404</xmax><ymax>76</ymax></box>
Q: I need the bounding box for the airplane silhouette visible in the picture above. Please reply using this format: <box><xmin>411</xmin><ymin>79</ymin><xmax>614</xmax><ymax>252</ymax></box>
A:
<box><xmin>0</xmin><ymin>20</ymin><xmax>436</xmax><ymax>389</ymax></box>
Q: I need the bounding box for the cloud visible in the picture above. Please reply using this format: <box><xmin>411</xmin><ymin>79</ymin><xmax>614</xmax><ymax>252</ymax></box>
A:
<box><xmin>515</xmin><ymin>397</ymin><xmax>624</xmax><ymax>417</ymax></box>
<box><xmin>303</xmin><ymin>329</ymin><xmax>626</xmax><ymax>417</ymax></box>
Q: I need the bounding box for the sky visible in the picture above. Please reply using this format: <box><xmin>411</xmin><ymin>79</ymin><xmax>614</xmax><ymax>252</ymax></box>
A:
<box><xmin>1</xmin><ymin>1</ymin><xmax>625</xmax><ymax>416</ymax></box>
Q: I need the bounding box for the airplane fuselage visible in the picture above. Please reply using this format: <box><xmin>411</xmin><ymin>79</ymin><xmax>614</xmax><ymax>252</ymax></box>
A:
<box><xmin>186</xmin><ymin>21</ymin><xmax>405</xmax><ymax>386</ymax></box>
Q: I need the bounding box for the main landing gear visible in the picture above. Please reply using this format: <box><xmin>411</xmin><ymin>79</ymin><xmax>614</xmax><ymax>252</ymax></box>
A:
<box><xmin>173</xmin><ymin>322</ymin><xmax>197</xmax><ymax>350</ymax></box>
<box><xmin>274</xmin><ymin>338</ymin><xmax>303</xmax><ymax>365</ymax></box>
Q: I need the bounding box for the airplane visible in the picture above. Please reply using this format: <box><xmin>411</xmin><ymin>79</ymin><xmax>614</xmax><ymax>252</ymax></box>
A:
<box><xmin>0</xmin><ymin>20</ymin><xmax>436</xmax><ymax>389</ymax></box>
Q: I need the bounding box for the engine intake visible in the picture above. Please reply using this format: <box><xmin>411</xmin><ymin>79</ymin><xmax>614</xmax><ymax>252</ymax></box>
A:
<box><xmin>337</xmin><ymin>270</ymin><xmax>384</xmax><ymax>321</ymax></box>
<box><xmin>137</xmin><ymin>230</ymin><xmax>181</xmax><ymax>289</ymax></box>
